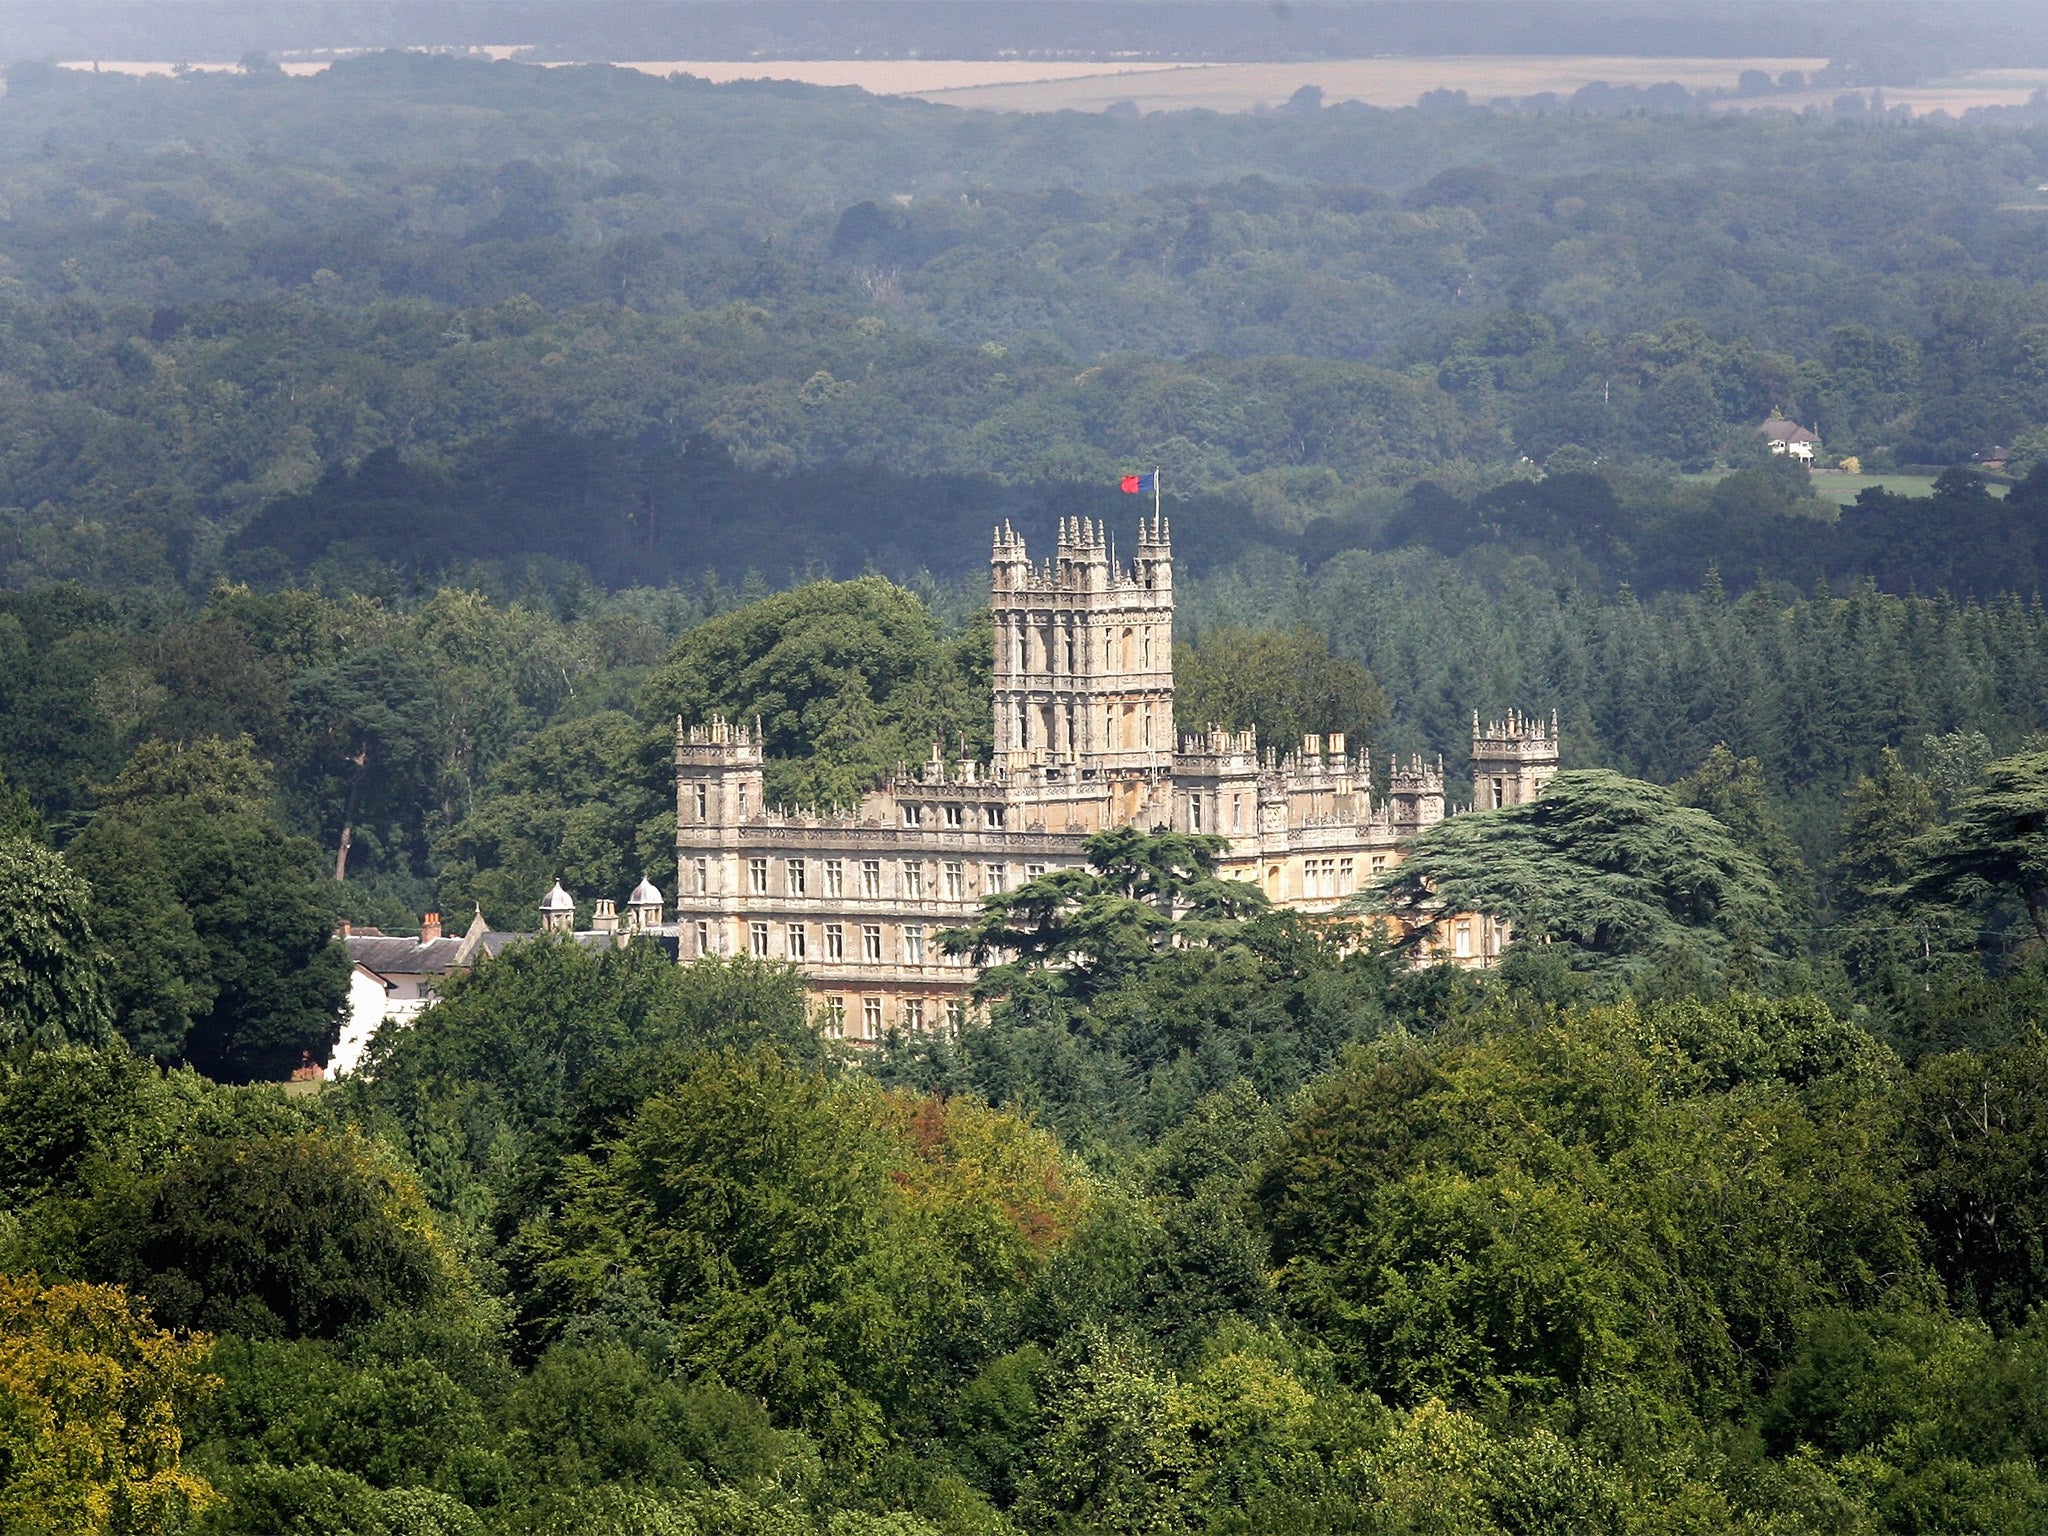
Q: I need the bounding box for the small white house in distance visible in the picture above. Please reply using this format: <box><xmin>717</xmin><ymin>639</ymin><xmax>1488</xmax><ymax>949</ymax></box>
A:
<box><xmin>1759</xmin><ymin>410</ymin><xmax>1820</xmax><ymax>463</ymax></box>
<box><xmin>326</xmin><ymin>882</ymin><xmax>677</xmax><ymax>1079</ymax></box>
<box><xmin>331</xmin><ymin>910</ymin><xmax>500</xmax><ymax>1077</ymax></box>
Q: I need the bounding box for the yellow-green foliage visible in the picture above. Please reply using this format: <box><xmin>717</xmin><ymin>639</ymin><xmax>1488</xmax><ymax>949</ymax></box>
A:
<box><xmin>0</xmin><ymin>1274</ymin><xmax>215</xmax><ymax>1536</ymax></box>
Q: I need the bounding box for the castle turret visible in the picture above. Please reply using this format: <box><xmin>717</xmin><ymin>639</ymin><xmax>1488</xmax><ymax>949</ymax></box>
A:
<box><xmin>1472</xmin><ymin>709</ymin><xmax>1559</xmax><ymax>809</ymax></box>
<box><xmin>627</xmin><ymin>876</ymin><xmax>665</xmax><ymax>931</ymax></box>
<box><xmin>1386</xmin><ymin>754</ymin><xmax>1445</xmax><ymax>831</ymax></box>
<box><xmin>539</xmin><ymin>880</ymin><xmax>575</xmax><ymax>934</ymax></box>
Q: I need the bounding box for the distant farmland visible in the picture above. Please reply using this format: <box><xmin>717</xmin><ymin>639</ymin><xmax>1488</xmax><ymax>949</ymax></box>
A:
<box><xmin>907</xmin><ymin>54</ymin><xmax>1832</xmax><ymax>112</ymax></box>
<box><xmin>57</xmin><ymin>53</ymin><xmax>2045</xmax><ymax>118</ymax></box>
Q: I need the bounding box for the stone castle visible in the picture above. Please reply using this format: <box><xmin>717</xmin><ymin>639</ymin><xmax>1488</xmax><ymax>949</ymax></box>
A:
<box><xmin>669</xmin><ymin>515</ymin><xmax>1557</xmax><ymax>1040</ymax></box>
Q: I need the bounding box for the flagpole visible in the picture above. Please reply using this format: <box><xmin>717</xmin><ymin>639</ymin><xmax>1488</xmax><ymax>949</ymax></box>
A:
<box><xmin>1154</xmin><ymin>466</ymin><xmax>1161</xmax><ymax>525</ymax></box>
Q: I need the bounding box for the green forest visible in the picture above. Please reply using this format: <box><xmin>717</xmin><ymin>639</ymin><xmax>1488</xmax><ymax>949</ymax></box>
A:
<box><xmin>11</xmin><ymin>43</ymin><xmax>2048</xmax><ymax>1536</ymax></box>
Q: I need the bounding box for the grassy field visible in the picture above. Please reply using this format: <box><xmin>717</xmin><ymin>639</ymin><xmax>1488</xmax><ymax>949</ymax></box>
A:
<box><xmin>1678</xmin><ymin>471</ymin><xmax>2009</xmax><ymax>506</ymax></box>
<box><xmin>1806</xmin><ymin>472</ymin><xmax>2007</xmax><ymax>506</ymax></box>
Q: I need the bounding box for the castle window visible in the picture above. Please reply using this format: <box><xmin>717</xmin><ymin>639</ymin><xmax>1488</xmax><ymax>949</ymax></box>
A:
<box><xmin>985</xmin><ymin>864</ymin><xmax>1007</xmax><ymax>894</ymax></box>
<box><xmin>1340</xmin><ymin>857</ymin><xmax>1355</xmax><ymax>890</ymax></box>
<box><xmin>1492</xmin><ymin>778</ymin><xmax>1505</xmax><ymax>809</ymax></box>
<box><xmin>1065</xmin><ymin>636</ymin><xmax>1075</xmax><ymax>672</ymax></box>
<box><xmin>1454</xmin><ymin>920</ymin><xmax>1472</xmax><ymax>959</ymax></box>
<box><xmin>749</xmin><ymin>921</ymin><xmax>770</xmax><ymax>958</ymax></box>
<box><xmin>902</xmin><ymin>861</ymin><xmax>924</xmax><ymax>898</ymax></box>
<box><xmin>902</xmin><ymin>803</ymin><xmax>924</xmax><ymax>827</ymax></box>
<box><xmin>748</xmin><ymin>858</ymin><xmax>769</xmax><ymax>894</ymax></box>
<box><xmin>738</xmin><ymin>786</ymin><xmax>747</xmax><ymax>817</ymax></box>
<box><xmin>904</xmin><ymin>926</ymin><xmax>926</xmax><ymax>964</ymax></box>
<box><xmin>1142</xmin><ymin>628</ymin><xmax>1151</xmax><ymax>667</ymax></box>
<box><xmin>1121</xmin><ymin>628</ymin><xmax>1134</xmax><ymax>668</ymax></box>
<box><xmin>862</xmin><ymin>997</ymin><xmax>883</xmax><ymax>1039</ymax></box>
<box><xmin>903</xmin><ymin>999</ymin><xmax>925</xmax><ymax>1032</ymax></box>
<box><xmin>825</xmin><ymin>923</ymin><xmax>845</xmax><ymax>960</ymax></box>
<box><xmin>860</xmin><ymin>860</ymin><xmax>882</xmax><ymax>898</ymax></box>
<box><xmin>985</xmin><ymin>805</ymin><xmax>1005</xmax><ymax>828</ymax></box>
<box><xmin>1232</xmin><ymin>794</ymin><xmax>1243</xmax><ymax>831</ymax></box>
<box><xmin>1143</xmin><ymin>706</ymin><xmax>1152</xmax><ymax>747</ymax></box>
<box><xmin>693</xmin><ymin>857</ymin><xmax>708</xmax><ymax>895</ymax></box>
<box><xmin>694</xmin><ymin>920</ymin><xmax>709</xmax><ymax>957</ymax></box>
<box><xmin>1026</xmin><ymin>863</ymin><xmax>1047</xmax><ymax>880</ymax></box>
<box><xmin>944</xmin><ymin>803</ymin><xmax>963</xmax><ymax>827</ymax></box>
<box><xmin>693</xmin><ymin>783</ymin><xmax>707</xmax><ymax>819</ymax></box>
<box><xmin>1189</xmin><ymin>795</ymin><xmax>1202</xmax><ymax>831</ymax></box>
<box><xmin>824</xmin><ymin>996</ymin><xmax>846</xmax><ymax>1037</ymax></box>
<box><xmin>787</xmin><ymin>858</ymin><xmax>806</xmax><ymax>895</ymax></box>
<box><xmin>786</xmin><ymin>923</ymin><xmax>806</xmax><ymax>960</ymax></box>
<box><xmin>862</xmin><ymin>924</ymin><xmax>883</xmax><ymax>962</ymax></box>
<box><xmin>943</xmin><ymin>861</ymin><xmax>965</xmax><ymax>899</ymax></box>
<box><xmin>824</xmin><ymin>859</ymin><xmax>844</xmax><ymax>897</ymax></box>
<box><xmin>1371</xmin><ymin>855</ymin><xmax>1387</xmax><ymax>873</ymax></box>
<box><xmin>945</xmin><ymin>999</ymin><xmax>966</xmax><ymax>1033</ymax></box>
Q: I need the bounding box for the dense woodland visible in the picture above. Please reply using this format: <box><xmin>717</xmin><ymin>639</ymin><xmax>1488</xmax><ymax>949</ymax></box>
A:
<box><xmin>12</xmin><ymin>48</ymin><xmax>2048</xmax><ymax>1536</ymax></box>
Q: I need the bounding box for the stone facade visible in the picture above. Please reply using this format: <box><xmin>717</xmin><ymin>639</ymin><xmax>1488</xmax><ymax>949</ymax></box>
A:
<box><xmin>672</xmin><ymin>517</ymin><xmax>1557</xmax><ymax>1040</ymax></box>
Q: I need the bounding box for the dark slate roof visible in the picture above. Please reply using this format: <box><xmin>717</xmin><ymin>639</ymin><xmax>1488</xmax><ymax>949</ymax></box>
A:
<box><xmin>346</xmin><ymin>935</ymin><xmax>471</xmax><ymax>977</ymax></box>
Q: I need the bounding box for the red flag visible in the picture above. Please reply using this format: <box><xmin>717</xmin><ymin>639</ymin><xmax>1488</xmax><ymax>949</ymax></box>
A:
<box><xmin>1120</xmin><ymin>474</ymin><xmax>1142</xmax><ymax>494</ymax></box>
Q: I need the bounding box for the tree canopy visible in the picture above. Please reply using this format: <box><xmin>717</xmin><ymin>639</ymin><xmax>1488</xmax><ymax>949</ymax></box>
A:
<box><xmin>1363</xmin><ymin>769</ymin><xmax>1787</xmax><ymax>974</ymax></box>
<box><xmin>0</xmin><ymin>836</ymin><xmax>111</xmax><ymax>1054</ymax></box>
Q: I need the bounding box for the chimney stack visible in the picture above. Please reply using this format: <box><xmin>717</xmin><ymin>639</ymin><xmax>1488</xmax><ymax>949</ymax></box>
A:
<box><xmin>419</xmin><ymin>912</ymin><xmax>442</xmax><ymax>942</ymax></box>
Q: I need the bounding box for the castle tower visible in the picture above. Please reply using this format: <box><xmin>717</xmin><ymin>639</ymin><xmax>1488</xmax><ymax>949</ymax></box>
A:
<box><xmin>1471</xmin><ymin>710</ymin><xmax>1559</xmax><ymax>810</ymax></box>
<box><xmin>676</xmin><ymin>717</ymin><xmax>766</xmax><ymax>830</ymax></box>
<box><xmin>990</xmin><ymin>515</ymin><xmax>1173</xmax><ymax>774</ymax></box>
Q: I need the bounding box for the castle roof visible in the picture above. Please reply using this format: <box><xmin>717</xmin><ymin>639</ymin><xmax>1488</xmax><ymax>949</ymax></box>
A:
<box><xmin>628</xmin><ymin>877</ymin><xmax>664</xmax><ymax>905</ymax></box>
<box><xmin>539</xmin><ymin>880</ymin><xmax>574</xmax><ymax>912</ymax></box>
<box><xmin>346</xmin><ymin>935</ymin><xmax>470</xmax><ymax>978</ymax></box>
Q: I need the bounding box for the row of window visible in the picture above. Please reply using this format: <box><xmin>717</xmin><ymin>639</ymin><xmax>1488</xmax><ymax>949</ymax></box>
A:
<box><xmin>691</xmin><ymin>856</ymin><xmax>1050</xmax><ymax>900</ymax></box>
<box><xmin>687</xmin><ymin>782</ymin><xmax>748</xmax><ymax>821</ymax></box>
<box><xmin>687</xmin><ymin>780</ymin><xmax>1003</xmax><ymax>830</ymax></box>
<box><xmin>1011</xmin><ymin>700</ymin><xmax>1161</xmax><ymax>754</ymax></box>
<box><xmin>901</xmin><ymin>802</ymin><xmax>1004</xmax><ymax>828</ymax></box>
<box><xmin>821</xmin><ymin>994</ymin><xmax>967</xmax><ymax>1041</ymax></box>
<box><xmin>1004</xmin><ymin>621</ymin><xmax>1158</xmax><ymax>676</ymax></box>
<box><xmin>1283</xmin><ymin>854</ymin><xmax>1391</xmax><ymax>897</ymax></box>
<box><xmin>692</xmin><ymin>918</ymin><xmax>972</xmax><ymax>967</ymax></box>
